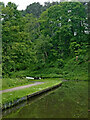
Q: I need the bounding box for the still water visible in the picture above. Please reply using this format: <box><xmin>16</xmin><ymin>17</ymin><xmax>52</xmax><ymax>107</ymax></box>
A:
<box><xmin>2</xmin><ymin>81</ymin><xmax>88</xmax><ymax>118</ymax></box>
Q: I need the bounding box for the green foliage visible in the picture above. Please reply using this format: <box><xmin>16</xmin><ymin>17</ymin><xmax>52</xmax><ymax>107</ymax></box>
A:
<box><xmin>2</xmin><ymin>79</ymin><xmax>62</xmax><ymax>105</ymax></box>
<box><xmin>23</xmin><ymin>2</ymin><xmax>43</xmax><ymax>18</ymax></box>
<box><xmin>1</xmin><ymin>1</ymin><xmax>88</xmax><ymax>79</ymax></box>
<box><xmin>21</xmin><ymin>1</ymin><xmax>60</xmax><ymax>18</ymax></box>
<box><xmin>62</xmin><ymin>55</ymin><xmax>88</xmax><ymax>81</ymax></box>
<box><xmin>57</xmin><ymin>59</ymin><xmax>64</xmax><ymax>68</ymax></box>
<box><xmin>2</xmin><ymin>78</ymin><xmax>36</xmax><ymax>90</ymax></box>
<box><xmin>2</xmin><ymin>3</ymin><xmax>37</xmax><ymax>77</ymax></box>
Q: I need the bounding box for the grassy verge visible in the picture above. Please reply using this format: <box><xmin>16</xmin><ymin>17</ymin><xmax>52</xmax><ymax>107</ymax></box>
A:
<box><xmin>2</xmin><ymin>78</ymin><xmax>62</xmax><ymax>105</ymax></box>
<box><xmin>2</xmin><ymin>78</ymin><xmax>43</xmax><ymax>90</ymax></box>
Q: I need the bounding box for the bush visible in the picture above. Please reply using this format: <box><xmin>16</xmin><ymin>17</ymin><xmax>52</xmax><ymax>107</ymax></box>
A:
<box><xmin>57</xmin><ymin>59</ymin><xmax>64</xmax><ymax>68</ymax></box>
<box><xmin>78</xmin><ymin>55</ymin><xmax>84</xmax><ymax>64</ymax></box>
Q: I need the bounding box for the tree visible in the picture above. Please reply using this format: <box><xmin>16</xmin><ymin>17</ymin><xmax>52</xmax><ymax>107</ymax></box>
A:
<box><xmin>39</xmin><ymin>2</ymin><xmax>87</xmax><ymax>59</ymax></box>
<box><xmin>2</xmin><ymin>2</ymin><xmax>37</xmax><ymax>77</ymax></box>
<box><xmin>23</xmin><ymin>2</ymin><xmax>43</xmax><ymax>18</ymax></box>
<box><xmin>34</xmin><ymin>35</ymin><xmax>52</xmax><ymax>66</ymax></box>
<box><xmin>1</xmin><ymin>1</ymin><xmax>88</xmax><ymax>77</ymax></box>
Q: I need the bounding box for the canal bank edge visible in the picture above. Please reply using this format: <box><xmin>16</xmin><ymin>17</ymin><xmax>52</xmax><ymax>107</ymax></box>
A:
<box><xmin>1</xmin><ymin>82</ymin><xmax>62</xmax><ymax>111</ymax></box>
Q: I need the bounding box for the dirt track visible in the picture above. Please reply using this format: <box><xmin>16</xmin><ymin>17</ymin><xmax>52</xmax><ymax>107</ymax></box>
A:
<box><xmin>0</xmin><ymin>82</ymin><xmax>44</xmax><ymax>94</ymax></box>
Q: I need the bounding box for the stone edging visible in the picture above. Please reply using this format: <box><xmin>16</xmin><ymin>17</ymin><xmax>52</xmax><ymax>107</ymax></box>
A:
<box><xmin>1</xmin><ymin>82</ymin><xmax>62</xmax><ymax>110</ymax></box>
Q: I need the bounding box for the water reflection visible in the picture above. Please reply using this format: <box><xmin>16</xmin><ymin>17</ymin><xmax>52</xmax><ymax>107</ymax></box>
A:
<box><xmin>2</xmin><ymin>81</ymin><xmax>88</xmax><ymax>118</ymax></box>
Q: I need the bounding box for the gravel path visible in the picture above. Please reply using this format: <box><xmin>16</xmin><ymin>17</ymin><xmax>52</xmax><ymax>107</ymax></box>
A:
<box><xmin>0</xmin><ymin>82</ymin><xmax>44</xmax><ymax>94</ymax></box>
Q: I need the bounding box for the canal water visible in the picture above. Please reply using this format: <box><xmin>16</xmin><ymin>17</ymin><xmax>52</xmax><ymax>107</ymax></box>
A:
<box><xmin>2</xmin><ymin>81</ymin><xmax>88</xmax><ymax>118</ymax></box>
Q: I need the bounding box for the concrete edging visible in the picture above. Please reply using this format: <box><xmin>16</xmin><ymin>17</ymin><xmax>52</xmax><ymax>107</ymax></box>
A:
<box><xmin>1</xmin><ymin>82</ymin><xmax>62</xmax><ymax>110</ymax></box>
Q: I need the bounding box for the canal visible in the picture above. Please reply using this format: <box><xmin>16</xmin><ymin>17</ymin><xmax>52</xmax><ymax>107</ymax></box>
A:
<box><xmin>2</xmin><ymin>80</ymin><xmax>88</xmax><ymax>118</ymax></box>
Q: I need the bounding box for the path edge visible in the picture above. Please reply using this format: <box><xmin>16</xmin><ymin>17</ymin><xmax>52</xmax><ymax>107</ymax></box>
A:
<box><xmin>1</xmin><ymin>82</ymin><xmax>62</xmax><ymax>111</ymax></box>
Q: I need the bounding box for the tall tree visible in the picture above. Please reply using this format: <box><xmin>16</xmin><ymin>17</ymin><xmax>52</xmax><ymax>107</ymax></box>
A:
<box><xmin>2</xmin><ymin>2</ymin><xmax>36</xmax><ymax>77</ymax></box>
<box><xmin>39</xmin><ymin>2</ymin><xmax>87</xmax><ymax>60</ymax></box>
<box><xmin>22</xmin><ymin>2</ymin><xmax>43</xmax><ymax>18</ymax></box>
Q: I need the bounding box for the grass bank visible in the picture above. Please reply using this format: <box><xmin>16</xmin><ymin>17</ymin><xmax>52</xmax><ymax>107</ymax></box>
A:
<box><xmin>1</xmin><ymin>78</ymin><xmax>62</xmax><ymax>106</ymax></box>
<box><xmin>2</xmin><ymin>78</ymin><xmax>43</xmax><ymax>90</ymax></box>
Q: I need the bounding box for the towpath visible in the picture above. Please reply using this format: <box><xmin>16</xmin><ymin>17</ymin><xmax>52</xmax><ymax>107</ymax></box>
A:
<box><xmin>0</xmin><ymin>82</ymin><xmax>44</xmax><ymax>94</ymax></box>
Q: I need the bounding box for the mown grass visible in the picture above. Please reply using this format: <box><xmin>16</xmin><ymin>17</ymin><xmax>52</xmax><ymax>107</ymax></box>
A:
<box><xmin>2</xmin><ymin>78</ymin><xmax>42</xmax><ymax>90</ymax></box>
<box><xmin>2</xmin><ymin>78</ymin><xmax>62</xmax><ymax>105</ymax></box>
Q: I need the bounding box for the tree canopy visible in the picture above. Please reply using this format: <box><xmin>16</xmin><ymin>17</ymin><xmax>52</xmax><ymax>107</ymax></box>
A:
<box><xmin>1</xmin><ymin>1</ymin><xmax>88</xmax><ymax>77</ymax></box>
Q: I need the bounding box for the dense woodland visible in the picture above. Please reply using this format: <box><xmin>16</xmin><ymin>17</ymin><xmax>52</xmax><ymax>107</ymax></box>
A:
<box><xmin>0</xmin><ymin>1</ymin><xmax>89</xmax><ymax>79</ymax></box>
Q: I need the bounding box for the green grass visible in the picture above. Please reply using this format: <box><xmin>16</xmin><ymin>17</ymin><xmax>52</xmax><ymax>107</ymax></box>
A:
<box><xmin>2</xmin><ymin>78</ymin><xmax>42</xmax><ymax>90</ymax></box>
<box><xmin>2</xmin><ymin>78</ymin><xmax>62</xmax><ymax>105</ymax></box>
<box><xmin>1</xmin><ymin>56</ymin><xmax>88</xmax><ymax>108</ymax></box>
<box><xmin>2</xmin><ymin>58</ymin><xmax>88</xmax><ymax>91</ymax></box>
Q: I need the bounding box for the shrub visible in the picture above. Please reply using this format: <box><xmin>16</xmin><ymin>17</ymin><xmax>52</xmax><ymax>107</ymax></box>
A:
<box><xmin>57</xmin><ymin>59</ymin><xmax>64</xmax><ymax>68</ymax></box>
